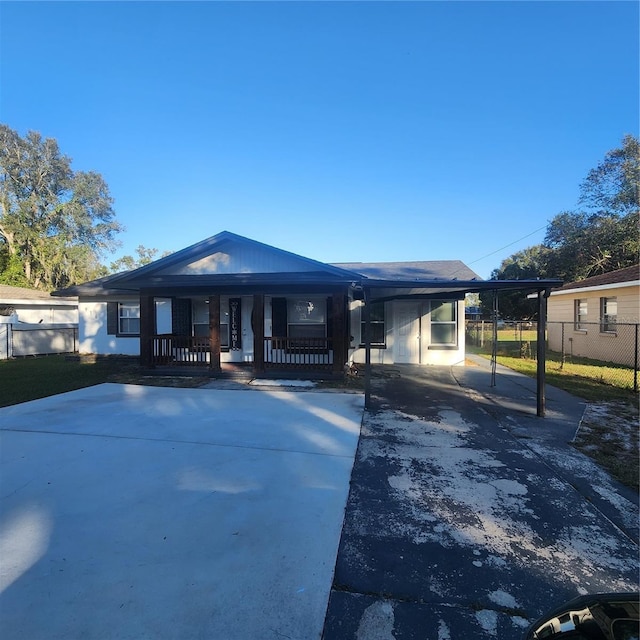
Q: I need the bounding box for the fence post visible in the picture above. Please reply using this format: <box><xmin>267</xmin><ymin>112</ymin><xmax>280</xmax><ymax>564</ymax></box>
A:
<box><xmin>635</xmin><ymin>323</ymin><xmax>638</xmax><ymax>393</ymax></box>
<box><xmin>536</xmin><ymin>289</ymin><xmax>549</xmax><ymax>418</ymax></box>
<box><xmin>560</xmin><ymin>322</ymin><xmax>565</xmax><ymax>370</ymax></box>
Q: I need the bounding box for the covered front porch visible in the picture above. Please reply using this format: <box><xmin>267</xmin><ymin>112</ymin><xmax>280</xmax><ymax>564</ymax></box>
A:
<box><xmin>138</xmin><ymin>289</ymin><xmax>351</xmax><ymax>376</ymax></box>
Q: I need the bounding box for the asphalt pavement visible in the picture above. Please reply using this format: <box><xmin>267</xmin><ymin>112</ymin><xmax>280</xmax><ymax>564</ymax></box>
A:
<box><xmin>322</xmin><ymin>357</ymin><xmax>639</xmax><ymax>640</ymax></box>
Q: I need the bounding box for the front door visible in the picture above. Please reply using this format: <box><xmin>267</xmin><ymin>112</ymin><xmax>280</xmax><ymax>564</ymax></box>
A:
<box><xmin>395</xmin><ymin>302</ymin><xmax>421</xmax><ymax>364</ymax></box>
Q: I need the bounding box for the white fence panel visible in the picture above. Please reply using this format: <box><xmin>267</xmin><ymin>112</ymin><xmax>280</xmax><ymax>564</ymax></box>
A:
<box><xmin>0</xmin><ymin>325</ymin><xmax>9</xmax><ymax>359</ymax></box>
<box><xmin>2</xmin><ymin>324</ymin><xmax>78</xmax><ymax>358</ymax></box>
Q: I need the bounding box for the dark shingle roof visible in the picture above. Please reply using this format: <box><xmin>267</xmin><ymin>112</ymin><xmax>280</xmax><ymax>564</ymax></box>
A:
<box><xmin>331</xmin><ymin>260</ymin><xmax>481</xmax><ymax>282</ymax></box>
<box><xmin>558</xmin><ymin>265</ymin><xmax>639</xmax><ymax>291</ymax></box>
<box><xmin>0</xmin><ymin>285</ymin><xmax>76</xmax><ymax>302</ymax></box>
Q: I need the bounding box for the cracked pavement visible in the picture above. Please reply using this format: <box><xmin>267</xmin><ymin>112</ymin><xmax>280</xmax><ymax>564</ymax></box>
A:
<box><xmin>322</xmin><ymin>363</ymin><xmax>639</xmax><ymax>639</ymax></box>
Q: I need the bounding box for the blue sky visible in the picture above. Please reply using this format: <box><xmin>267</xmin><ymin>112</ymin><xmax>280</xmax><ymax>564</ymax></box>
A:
<box><xmin>1</xmin><ymin>1</ymin><xmax>638</xmax><ymax>279</ymax></box>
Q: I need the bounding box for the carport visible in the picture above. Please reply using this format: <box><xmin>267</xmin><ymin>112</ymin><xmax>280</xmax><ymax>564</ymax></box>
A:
<box><xmin>359</xmin><ymin>277</ymin><xmax>562</xmax><ymax>415</ymax></box>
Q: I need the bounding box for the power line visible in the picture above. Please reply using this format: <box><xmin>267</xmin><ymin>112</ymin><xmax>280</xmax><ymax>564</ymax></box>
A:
<box><xmin>466</xmin><ymin>224</ymin><xmax>548</xmax><ymax>267</ymax></box>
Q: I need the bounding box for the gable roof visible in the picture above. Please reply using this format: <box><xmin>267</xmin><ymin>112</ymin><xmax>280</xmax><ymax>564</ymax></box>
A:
<box><xmin>108</xmin><ymin>231</ymin><xmax>361</xmax><ymax>284</ymax></box>
<box><xmin>555</xmin><ymin>264</ymin><xmax>639</xmax><ymax>292</ymax></box>
<box><xmin>54</xmin><ymin>231</ymin><xmax>365</xmax><ymax>296</ymax></box>
<box><xmin>53</xmin><ymin>230</ymin><xmax>562</xmax><ymax>298</ymax></box>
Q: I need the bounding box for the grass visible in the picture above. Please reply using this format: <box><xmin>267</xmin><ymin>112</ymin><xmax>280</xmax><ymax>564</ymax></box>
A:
<box><xmin>3</xmin><ymin>352</ymin><xmax>636</xmax><ymax>492</ymax></box>
<box><xmin>468</xmin><ymin>342</ymin><xmax>637</xmax><ymax>401</ymax></box>
<box><xmin>469</xmin><ymin>347</ymin><xmax>639</xmax><ymax>490</ymax></box>
<box><xmin>0</xmin><ymin>355</ymin><xmax>208</xmax><ymax>408</ymax></box>
<box><xmin>573</xmin><ymin>402</ymin><xmax>639</xmax><ymax>492</ymax></box>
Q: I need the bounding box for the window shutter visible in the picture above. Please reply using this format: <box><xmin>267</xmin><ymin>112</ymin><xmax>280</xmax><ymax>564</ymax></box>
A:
<box><xmin>272</xmin><ymin>298</ymin><xmax>287</xmax><ymax>337</ymax></box>
<box><xmin>107</xmin><ymin>302</ymin><xmax>118</xmax><ymax>335</ymax></box>
<box><xmin>326</xmin><ymin>296</ymin><xmax>333</xmax><ymax>338</ymax></box>
<box><xmin>172</xmin><ymin>298</ymin><xmax>192</xmax><ymax>336</ymax></box>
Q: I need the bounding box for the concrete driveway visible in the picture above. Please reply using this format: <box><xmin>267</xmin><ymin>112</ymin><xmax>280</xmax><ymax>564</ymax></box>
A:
<box><xmin>0</xmin><ymin>383</ymin><xmax>364</xmax><ymax>640</ymax></box>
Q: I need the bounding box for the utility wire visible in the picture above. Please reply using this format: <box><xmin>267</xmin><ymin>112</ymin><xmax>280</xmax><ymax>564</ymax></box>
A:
<box><xmin>450</xmin><ymin>223</ymin><xmax>548</xmax><ymax>278</ymax></box>
<box><xmin>466</xmin><ymin>224</ymin><xmax>548</xmax><ymax>267</ymax></box>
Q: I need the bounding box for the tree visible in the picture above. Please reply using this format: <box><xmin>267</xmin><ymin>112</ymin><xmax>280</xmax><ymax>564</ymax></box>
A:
<box><xmin>544</xmin><ymin>208</ymin><xmax>638</xmax><ymax>282</ymax></box>
<box><xmin>480</xmin><ymin>245</ymin><xmax>550</xmax><ymax>320</ymax></box>
<box><xmin>543</xmin><ymin>135</ymin><xmax>639</xmax><ymax>282</ymax></box>
<box><xmin>0</xmin><ymin>243</ymin><xmax>30</xmax><ymax>287</ymax></box>
<box><xmin>579</xmin><ymin>133</ymin><xmax>639</xmax><ymax>216</ymax></box>
<box><xmin>485</xmin><ymin>135</ymin><xmax>639</xmax><ymax>318</ymax></box>
<box><xmin>0</xmin><ymin>125</ymin><xmax>123</xmax><ymax>290</ymax></box>
<box><xmin>109</xmin><ymin>245</ymin><xmax>172</xmax><ymax>273</ymax></box>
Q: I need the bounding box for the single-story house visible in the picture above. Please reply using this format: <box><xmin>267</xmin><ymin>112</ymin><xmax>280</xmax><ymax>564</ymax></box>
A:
<box><xmin>546</xmin><ymin>264</ymin><xmax>639</xmax><ymax>367</ymax></box>
<box><xmin>53</xmin><ymin>231</ymin><xmax>561</xmax><ymax>382</ymax></box>
<box><xmin>0</xmin><ymin>285</ymin><xmax>79</xmax><ymax>359</ymax></box>
<box><xmin>0</xmin><ymin>285</ymin><xmax>78</xmax><ymax>324</ymax></box>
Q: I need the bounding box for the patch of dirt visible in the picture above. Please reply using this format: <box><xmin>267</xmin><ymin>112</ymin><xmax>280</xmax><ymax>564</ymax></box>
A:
<box><xmin>573</xmin><ymin>401</ymin><xmax>639</xmax><ymax>492</ymax></box>
<box><xmin>107</xmin><ymin>372</ymin><xmax>212</xmax><ymax>388</ymax></box>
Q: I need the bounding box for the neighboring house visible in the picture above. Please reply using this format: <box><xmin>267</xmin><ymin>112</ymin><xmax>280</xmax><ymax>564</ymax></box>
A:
<box><xmin>53</xmin><ymin>231</ymin><xmax>559</xmax><ymax>375</ymax></box>
<box><xmin>0</xmin><ymin>285</ymin><xmax>79</xmax><ymax>359</ymax></box>
<box><xmin>546</xmin><ymin>265</ymin><xmax>640</xmax><ymax>367</ymax></box>
<box><xmin>0</xmin><ymin>285</ymin><xmax>78</xmax><ymax>324</ymax></box>
<box><xmin>465</xmin><ymin>305</ymin><xmax>483</xmax><ymax>321</ymax></box>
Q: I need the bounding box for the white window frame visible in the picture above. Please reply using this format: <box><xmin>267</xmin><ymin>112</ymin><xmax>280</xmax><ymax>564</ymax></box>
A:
<box><xmin>118</xmin><ymin>302</ymin><xmax>140</xmax><ymax>335</ymax></box>
<box><xmin>600</xmin><ymin>297</ymin><xmax>617</xmax><ymax>333</ymax></box>
<box><xmin>574</xmin><ymin>299</ymin><xmax>587</xmax><ymax>331</ymax></box>
<box><xmin>430</xmin><ymin>300</ymin><xmax>458</xmax><ymax>346</ymax></box>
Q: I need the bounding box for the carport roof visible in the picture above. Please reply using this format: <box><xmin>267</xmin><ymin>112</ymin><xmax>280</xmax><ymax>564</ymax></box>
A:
<box><xmin>53</xmin><ymin>271</ymin><xmax>562</xmax><ymax>299</ymax></box>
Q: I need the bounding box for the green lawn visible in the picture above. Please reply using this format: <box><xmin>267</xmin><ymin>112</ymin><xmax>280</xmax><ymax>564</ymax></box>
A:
<box><xmin>469</xmin><ymin>349</ymin><xmax>639</xmax><ymax>490</ymax></box>
<box><xmin>0</xmin><ymin>356</ymin><xmax>133</xmax><ymax>407</ymax></box>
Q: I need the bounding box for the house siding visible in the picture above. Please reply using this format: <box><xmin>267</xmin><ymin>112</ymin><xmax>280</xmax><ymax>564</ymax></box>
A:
<box><xmin>157</xmin><ymin>245</ymin><xmax>326</xmax><ymax>276</ymax></box>
<box><xmin>547</xmin><ymin>283</ymin><xmax>639</xmax><ymax>366</ymax></box>
<box><xmin>348</xmin><ymin>299</ymin><xmax>466</xmax><ymax>366</ymax></box>
<box><xmin>81</xmin><ymin>293</ymin><xmax>467</xmax><ymax>368</ymax></box>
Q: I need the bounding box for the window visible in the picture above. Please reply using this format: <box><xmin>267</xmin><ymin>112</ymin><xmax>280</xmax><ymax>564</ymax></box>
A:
<box><xmin>430</xmin><ymin>301</ymin><xmax>457</xmax><ymax>346</ymax></box>
<box><xmin>287</xmin><ymin>298</ymin><xmax>326</xmax><ymax>339</ymax></box>
<box><xmin>118</xmin><ymin>302</ymin><xmax>140</xmax><ymax>335</ymax></box>
<box><xmin>574</xmin><ymin>299</ymin><xmax>587</xmax><ymax>330</ymax></box>
<box><xmin>192</xmin><ymin>299</ymin><xmax>231</xmax><ymax>348</ymax></box>
<box><xmin>360</xmin><ymin>302</ymin><xmax>386</xmax><ymax>347</ymax></box>
<box><xmin>600</xmin><ymin>297</ymin><xmax>617</xmax><ymax>333</ymax></box>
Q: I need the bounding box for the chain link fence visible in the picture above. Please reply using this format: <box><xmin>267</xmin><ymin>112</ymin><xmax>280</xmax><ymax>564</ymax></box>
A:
<box><xmin>466</xmin><ymin>320</ymin><xmax>639</xmax><ymax>393</ymax></box>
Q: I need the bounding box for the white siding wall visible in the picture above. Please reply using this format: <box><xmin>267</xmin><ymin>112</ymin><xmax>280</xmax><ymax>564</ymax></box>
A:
<box><xmin>79</xmin><ymin>299</ymin><xmax>140</xmax><ymax>355</ymax></box>
<box><xmin>160</xmin><ymin>245</ymin><xmax>322</xmax><ymax>276</ymax></box>
<box><xmin>11</xmin><ymin>304</ymin><xmax>78</xmax><ymax>324</ymax></box>
<box><xmin>348</xmin><ymin>299</ymin><xmax>466</xmax><ymax>366</ymax></box>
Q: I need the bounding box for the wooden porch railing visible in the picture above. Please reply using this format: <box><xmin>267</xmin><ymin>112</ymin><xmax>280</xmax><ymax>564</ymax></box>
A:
<box><xmin>149</xmin><ymin>335</ymin><xmax>335</xmax><ymax>370</ymax></box>
<box><xmin>151</xmin><ymin>335</ymin><xmax>211</xmax><ymax>366</ymax></box>
<box><xmin>264</xmin><ymin>337</ymin><xmax>333</xmax><ymax>369</ymax></box>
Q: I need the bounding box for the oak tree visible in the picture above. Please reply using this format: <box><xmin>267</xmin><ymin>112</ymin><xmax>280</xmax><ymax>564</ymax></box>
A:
<box><xmin>0</xmin><ymin>125</ymin><xmax>123</xmax><ymax>290</ymax></box>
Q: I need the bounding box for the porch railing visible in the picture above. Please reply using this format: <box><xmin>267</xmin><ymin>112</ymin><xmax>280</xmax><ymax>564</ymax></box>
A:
<box><xmin>151</xmin><ymin>335</ymin><xmax>211</xmax><ymax>366</ymax></box>
<box><xmin>264</xmin><ymin>337</ymin><xmax>333</xmax><ymax>369</ymax></box>
<box><xmin>150</xmin><ymin>335</ymin><xmax>334</xmax><ymax>370</ymax></box>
